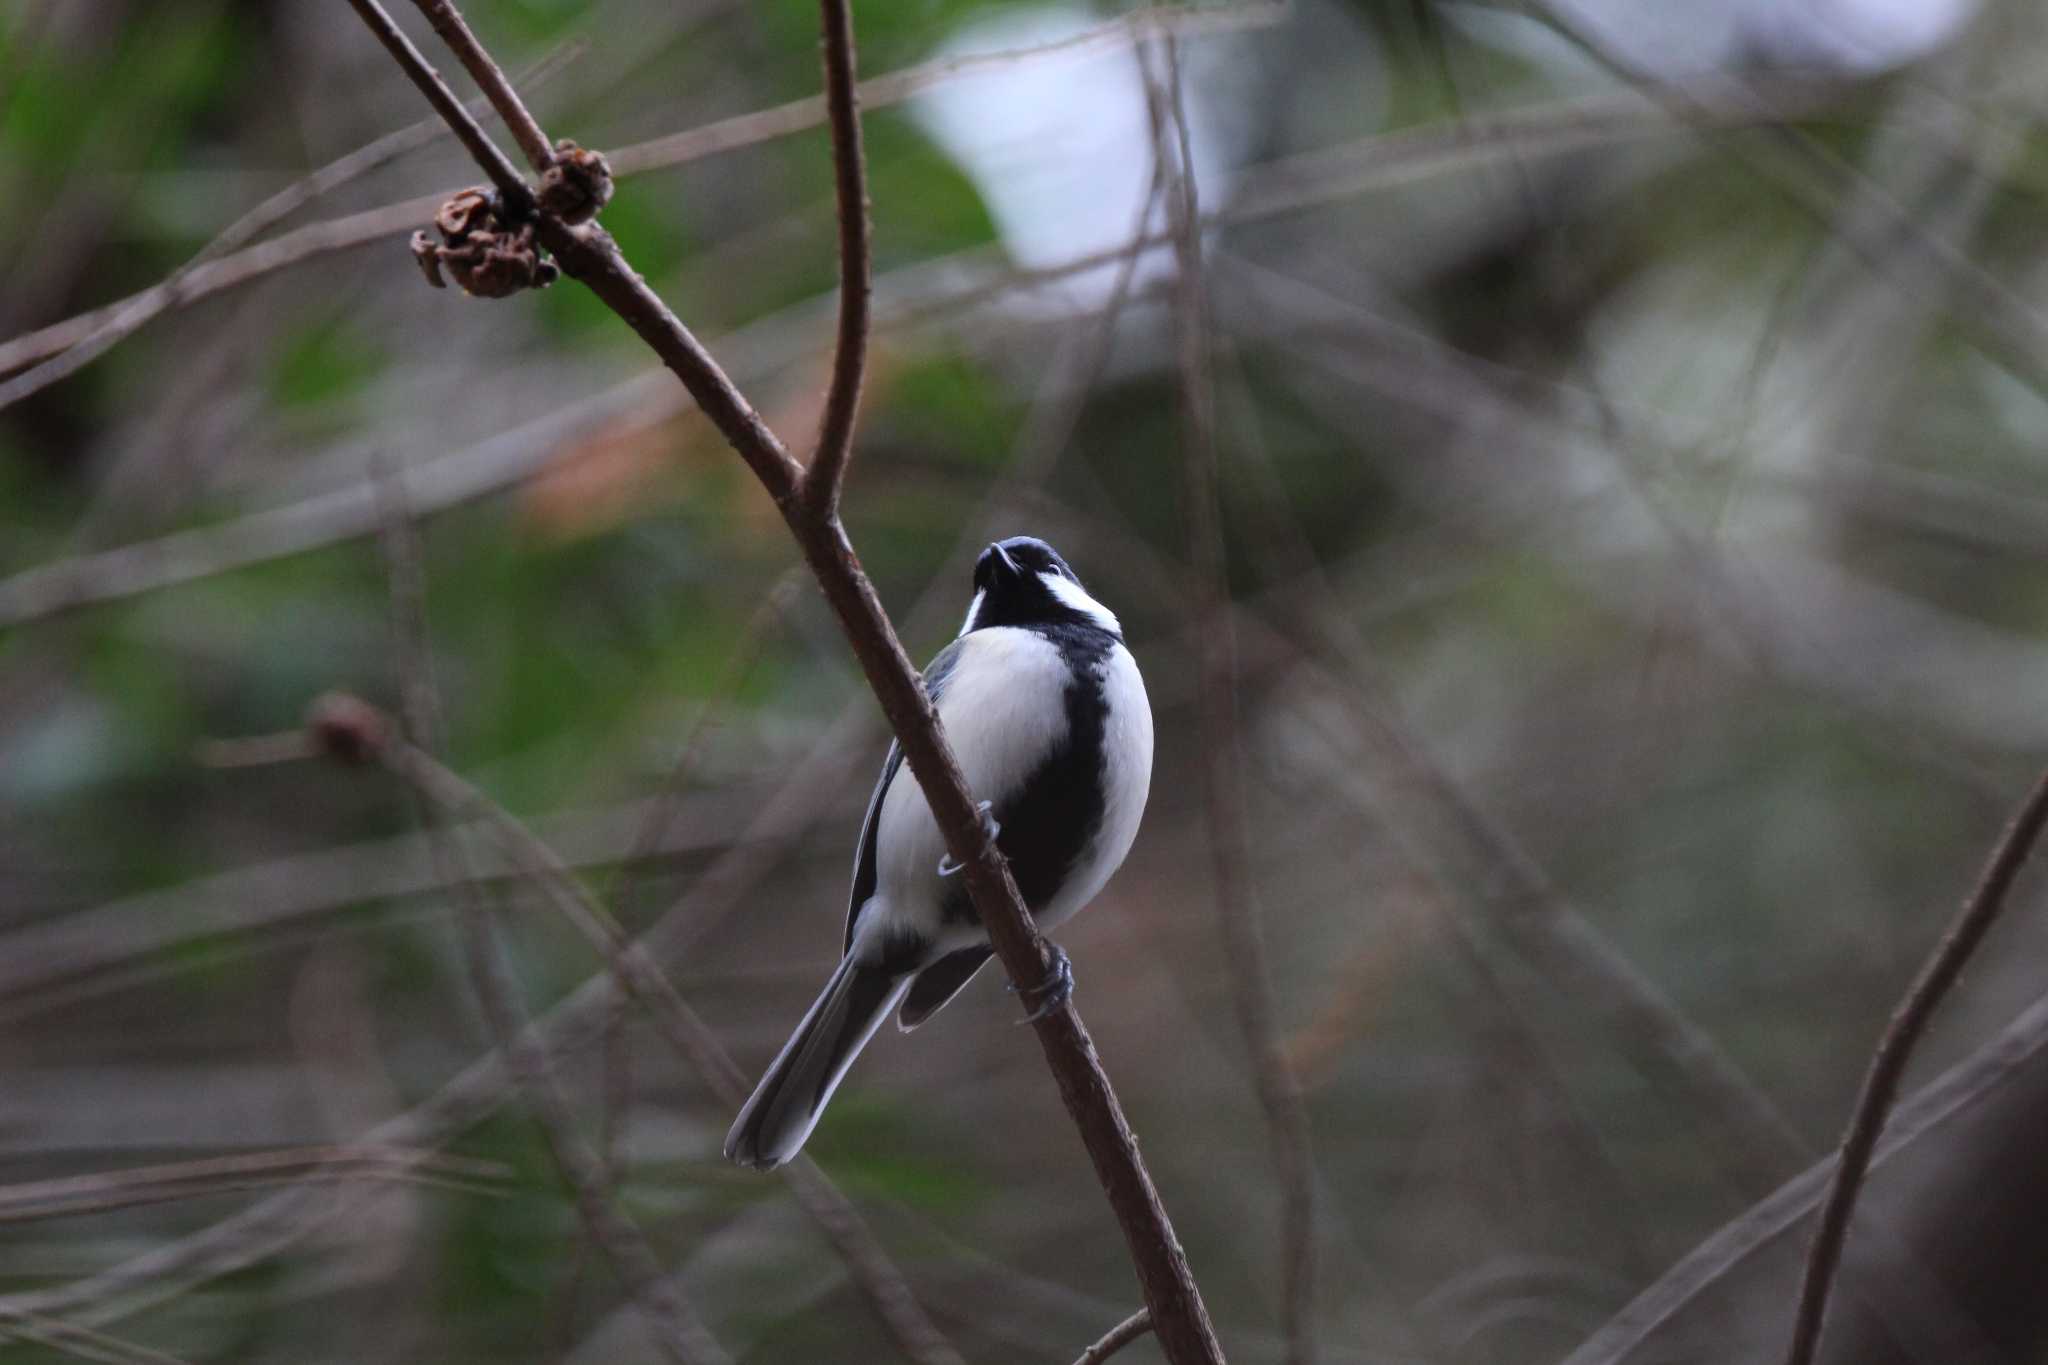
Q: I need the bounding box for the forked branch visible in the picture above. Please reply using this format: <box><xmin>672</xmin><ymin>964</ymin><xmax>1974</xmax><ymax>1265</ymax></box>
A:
<box><xmin>343</xmin><ymin>0</ymin><xmax>1224</xmax><ymax>1360</ymax></box>
<box><xmin>1784</xmin><ymin>765</ymin><xmax>2048</xmax><ymax>1365</ymax></box>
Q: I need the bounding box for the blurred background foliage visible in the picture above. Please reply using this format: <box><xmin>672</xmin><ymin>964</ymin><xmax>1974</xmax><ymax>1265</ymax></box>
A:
<box><xmin>6</xmin><ymin>0</ymin><xmax>2048</xmax><ymax>1362</ymax></box>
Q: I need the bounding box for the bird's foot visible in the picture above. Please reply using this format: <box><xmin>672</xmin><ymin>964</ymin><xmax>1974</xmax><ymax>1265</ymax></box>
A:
<box><xmin>936</xmin><ymin>800</ymin><xmax>1000</xmax><ymax>878</ymax></box>
<box><xmin>1010</xmin><ymin>943</ymin><xmax>1074</xmax><ymax>1023</ymax></box>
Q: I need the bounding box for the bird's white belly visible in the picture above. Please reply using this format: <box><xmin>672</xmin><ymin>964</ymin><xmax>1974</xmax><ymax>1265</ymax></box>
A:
<box><xmin>861</xmin><ymin>629</ymin><xmax>1151</xmax><ymax>946</ymax></box>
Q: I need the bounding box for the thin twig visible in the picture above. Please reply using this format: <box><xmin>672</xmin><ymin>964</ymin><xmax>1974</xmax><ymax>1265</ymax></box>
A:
<box><xmin>0</xmin><ymin>1310</ymin><xmax>195</xmax><ymax>1365</ymax></box>
<box><xmin>802</xmin><ymin>0</ymin><xmax>871</xmax><ymax>512</ymax></box>
<box><xmin>0</xmin><ymin>43</ymin><xmax>578</xmax><ymax>414</ymax></box>
<box><xmin>1143</xmin><ymin>35</ymin><xmax>1318</xmax><ymax>1365</ymax></box>
<box><xmin>311</xmin><ymin>694</ymin><xmax>968</xmax><ymax>1365</ymax></box>
<box><xmin>1783</xmin><ymin>766</ymin><xmax>2048</xmax><ymax>1365</ymax></box>
<box><xmin>604</xmin><ymin>570</ymin><xmax>805</xmax><ymax>917</ymax></box>
<box><xmin>0</xmin><ymin>61</ymin><xmax>1823</xmax><ymax>390</ymax></box>
<box><xmin>0</xmin><ymin>1146</ymin><xmax>505</xmax><ymax>1224</ymax></box>
<box><xmin>410</xmin><ymin>0</ymin><xmax>557</xmax><ymax>172</ymax></box>
<box><xmin>0</xmin><ymin>694</ymin><xmax>878</xmax><ymax>1328</ymax></box>
<box><xmin>1072</xmin><ymin>1308</ymin><xmax>1156</xmax><ymax>1365</ymax></box>
<box><xmin>374</xmin><ymin>483</ymin><xmax>727</xmax><ymax>1365</ymax></box>
<box><xmin>1524</xmin><ymin>2</ymin><xmax>2048</xmax><ymax>400</ymax></box>
<box><xmin>0</xmin><ymin>232</ymin><xmax>1157</xmax><ymax>630</ymax></box>
<box><xmin>342</xmin><ymin>0</ymin><xmax>531</xmax><ymax>207</ymax></box>
<box><xmin>1563</xmin><ymin>994</ymin><xmax>2048</xmax><ymax>1365</ymax></box>
<box><xmin>340</xmin><ymin>0</ymin><xmax>1228</xmax><ymax>1351</ymax></box>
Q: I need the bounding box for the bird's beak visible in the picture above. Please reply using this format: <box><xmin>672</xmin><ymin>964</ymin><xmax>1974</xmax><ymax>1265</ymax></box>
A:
<box><xmin>989</xmin><ymin>543</ymin><xmax>1020</xmax><ymax>578</ymax></box>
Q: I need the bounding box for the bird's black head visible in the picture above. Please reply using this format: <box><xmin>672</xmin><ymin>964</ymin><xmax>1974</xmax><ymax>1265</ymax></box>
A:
<box><xmin>962</xmin><ymin>535</ymin><xmax>1121</xmax><ymax>638</ymax></box>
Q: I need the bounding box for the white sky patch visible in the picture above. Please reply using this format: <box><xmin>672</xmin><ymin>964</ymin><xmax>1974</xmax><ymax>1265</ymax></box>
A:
<box><xmin>910</xmin><ymin>7</ymin><xmax>1239</xmax><ymax>312</ymax></box>
<box><xmin>1454</xmin><ymin>0</ymin><xmax>1977</xmax><ymax>79</ymax></box>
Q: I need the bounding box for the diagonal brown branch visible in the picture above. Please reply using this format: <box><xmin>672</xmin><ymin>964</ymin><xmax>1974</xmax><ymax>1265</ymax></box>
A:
<box><xmin>347</xmin><ymin>0</ymin><xmax>1226</xmax><ymax>1358</ymax></box>
<box><xmin>409</xmin><ymin>0</ymin><xmax>556</xmax><ymax>172</ymax></box>
<box><xmin>343</xmin><ymin>0</ymin><xmax>530</xmax><ymax>207</ymax></box>
<box><xmin>1783</xmin><ymin>765</ymin><xmax>2048</xmax><ymax>1365</ymax></box>
<box><xmin>0</xmin><ymin>60</ymin><xmax>1820</xmax><ymax>396</ymax></box>
<box><xmin>0</xmin><ymin>43</ymin><xmax>578</xmax><ymax>416</ymax></box>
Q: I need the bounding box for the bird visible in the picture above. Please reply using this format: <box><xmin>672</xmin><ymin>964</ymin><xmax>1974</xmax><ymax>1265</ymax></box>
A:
<box><xmin>724</xmin><ymin>535</ymin><xmax>1153</xmax><ymax>1170</ymax></box>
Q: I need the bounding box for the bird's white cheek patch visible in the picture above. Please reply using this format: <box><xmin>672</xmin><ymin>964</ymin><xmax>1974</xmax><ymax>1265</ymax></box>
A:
<box><xmin>1041</xmin><ymin>572</ymin><xmax>1121</xmax><ymax>636</ymax></box>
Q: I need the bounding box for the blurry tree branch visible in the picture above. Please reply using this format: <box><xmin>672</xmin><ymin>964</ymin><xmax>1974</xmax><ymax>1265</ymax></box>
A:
<box><xmin>1561</xmin><ymin>983</ymin><xmax>2048</xmax><ymax>1365</ymax></box>
<box><xmin>0</xmin><ymin>231</ymin><xmax>1155</xmax><ymax>629</ymax></box>
<box><xmin>310</xmin><ymin>688</ymin><xmax>968</xmax><ymax>1365</ymax></box>
<box><xmin>0</xmin><ymin>42</ymin><xmax>579</xmax><ymax>414</ymax></box>
<box><xmin>0</xmin><ymin>57</ymin><xmax>1840</xmax><ymax>395</ymax></box>
<box><xmin>0</xmin><ymin>691</ymin><xmax>879</xmax><ymax>1328</ymax></box>
<box><xmin>0</xmin><ymin>1309</ymin><xmax>195</xmax><ymax>1365</ymax></box>
<box><xmin>345</xmin><ymin>0</ymin><xmax>1224</xmax><ymax>1356</ymax></box>
<box><xmin>1524</xmin><ymin>3</ymin><xmax>2048</xmax><ymax>400</ymax></box>
<box><xmin>0</xmin><ymin>782</ymin><xmax>780</xmax><ymax>1023</ymax></box>
<box><xmin>1073</xmin><ymin>1308</ymin><xmax>1155</xmax><ymax>1365</ymax></box>
<box><xmin>1142</xmin><ymin>34</ymin><xmax>1319</xmax><ymax>1365</ymax></box>
<box><xmin>0</xmin><ymin>1146</ymin><xmax>505</xmax><ymax>1225</ymax></box>
<box><xmin>369</xmin><ymin>478</ymin><xmax>729</xmax><ymax>1365</ymax></box>
<box><xmin>1783</xmin><ymin>767</ymin><xmax>2048</xmax><ymax>1365</ymax></box>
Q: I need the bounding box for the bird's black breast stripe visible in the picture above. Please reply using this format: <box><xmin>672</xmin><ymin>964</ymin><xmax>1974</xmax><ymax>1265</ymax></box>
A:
<box><xmin>939</xmin><ymin>622</ymin><xmax>1114</xmax><ymax>928</ymax></box>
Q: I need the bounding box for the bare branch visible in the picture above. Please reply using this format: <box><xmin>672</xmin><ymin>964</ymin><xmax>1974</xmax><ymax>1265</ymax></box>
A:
<box><xmin>408</xmin><ymin>0</ymin><xmax>556</xmax><ymax>172</ymax></box>
<box><xmin>0</xmin><ymin>1309</ymin><xmax>195</xmax><ymax>1365</ymax></box>
<box><xmin>324</xmin><ymin>694</ymin><xmax>967</xmax><ymax>1365</ymax></box>
<box><xmin>535</xmin><ymin>227</ymin><xmax>803</xmax><ymax>496</ymax></box>
<box><xmin>1072</xmin><ymin>1308</ymin><xmax>1155</xmax><ymax>1365</ymax></box>
<box><xmin>801</xmin><ymin>0</ymin><xmax>872</xmax><ymax>512</ymax></box>
<box><xmin>368</xmin><ymin>490</ymin><xmax>727</xmax><ymax>1365</ymax></box>
<box><xmin>1564</xmin><ymin>984</ymin><xmax>2048</xmax><ymax>1365</ymax></box>
<box><xmin>1141</xmin><ymin>32</ymin><xmax>1317</xmax><ymax>1365</ymax></box>
<box><xmin>344</xmin><ymin>1</ymin><xmax>1226</xmax><ymax>1354</ymax></box>
<box><xmin>0</xmin><ymin>1146</ymin><xmax>504</xmax><ymax>1225</ymax></box>
<box><xmin>0</xmin><ymin>697</ymin><xmax>878</xmax><ymax>1327</ymax></box>
<box><xmin>0</xmin><ymin>43</ymin><xmax>578</xmax><ymax>415</ymax></box>
<box><xmin>1783</xmin><ymin>766</ymin><xmax>2048</xmax><ymax>1365</ymax></box>
<box><xmin>1523</xmin><ymin>2</ymin><xmax>2048</xmax><ymax>403</ymax></box>
<box><xmin>604</xmin><ymin>570</ymin><xmax>805</xmax><ymax>915</ymax></box>
<box><xmin>0</xmin><ymin>57</ymin><xmax>1825</xmax><ymax>391</ymax></box>
<box><xmin>341</xmin><ymin>0</ymin><xmax>530</xmax><ymax>207</ymax></box>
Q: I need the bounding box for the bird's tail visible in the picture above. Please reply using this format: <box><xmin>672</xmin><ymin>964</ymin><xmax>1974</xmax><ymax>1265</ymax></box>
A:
<box><xmin>724</xmin><ymin>955</ymin><xmax>909</xmax><ymax>1169</ymax></box>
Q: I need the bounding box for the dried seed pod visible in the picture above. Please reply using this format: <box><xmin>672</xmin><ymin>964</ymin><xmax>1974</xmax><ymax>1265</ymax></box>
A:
<box><xmin>307</xmin><ymin>692</ymin><xmax>388</xmax><ymax>766</ymax></box>
<box><xmin>412</xmin><ymin>186</ymin><xmax>556</xmax><ymax>298</ymax></box>
<box><xmin>410</xmin><ymin>230</ymin><xmax>446</xmax><ymax>289</ymax></box>
<box><xmin>538</xmin><ymin>139</ymin><xmax>613</xmax><ymax>225</ymax></box>
<box><xmin>435</xmin><ymin>187</ymin><xmax>494</xmax><ymax>240</ymax></box>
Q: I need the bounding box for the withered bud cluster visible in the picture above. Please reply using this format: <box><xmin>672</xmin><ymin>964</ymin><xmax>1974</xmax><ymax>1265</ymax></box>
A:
<box><xmin>411</xmin><ymin>188</ymin><xmax>558</xmax><ymax>298</ymax></box>
<box><xmin>306</xmin><ymin>692</ymin><xmax>390</xmax><ymax>766</ymax></box>
<box><xmin>538</xmin><ymin>140</ymin><xmax>613</xmax><ymax>225</ymax></box>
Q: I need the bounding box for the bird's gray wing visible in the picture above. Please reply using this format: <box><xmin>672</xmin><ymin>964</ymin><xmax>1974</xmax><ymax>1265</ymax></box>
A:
<box><xmin>842</xmin><ymin>637</ymin><xmax>969</xmax><ymax>952</ymax></box>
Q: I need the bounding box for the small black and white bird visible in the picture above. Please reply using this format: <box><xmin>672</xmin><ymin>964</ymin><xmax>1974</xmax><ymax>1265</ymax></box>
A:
<box><xmin>724</xmin><ymin>535</ymin><xmax>1153</xmax><ymax>1170</ymax></box>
